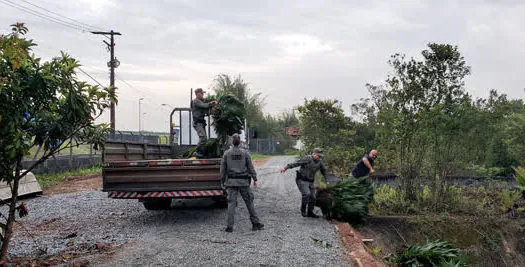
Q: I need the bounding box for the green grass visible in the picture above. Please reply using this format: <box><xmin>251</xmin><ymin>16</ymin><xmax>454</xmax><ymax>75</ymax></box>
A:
<box><xmin>36</xmin><ymin>167</ymin><xmax>102</xmax><ymax>188</ymax></box>
<box><xmin>284</xmin><ymin>149</ymin><xmax>301</xmax><ymax>156</ymax></box>
<box><xmin>250</xmin><ymin>153</ymin><xmax>273</xmax><ymax>160</ymax></box>
<box><xmin>26</xmin><ymin>144</ymin><xmax>99</xmax><ymax>159</ymax></box>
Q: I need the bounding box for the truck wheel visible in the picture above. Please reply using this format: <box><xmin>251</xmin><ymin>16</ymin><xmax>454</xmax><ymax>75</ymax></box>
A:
<box><xmin>213</xmin><ymin>196</ymin><xmax>228</xmax><ymax>208</ymax></box>
<box><xmin>142</xmin><ymin>199</ymin><xmax>172</xmax><ymax>210</ymax></box>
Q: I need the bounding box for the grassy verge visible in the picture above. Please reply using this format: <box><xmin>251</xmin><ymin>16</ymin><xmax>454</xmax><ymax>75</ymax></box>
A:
<box><xmin>250</xmin><ymin>153</ymin><xmax>273</xmax><ymax>160</ymax></box>
<box><xmin>284</xmin><ymin>149</ymin><xmax>301</xmax><ymax>156</ymax></box>
<box><xmin>36</xmin><ymin>167</ymin><xmax>102</xmax><ymax>189</ymax></box>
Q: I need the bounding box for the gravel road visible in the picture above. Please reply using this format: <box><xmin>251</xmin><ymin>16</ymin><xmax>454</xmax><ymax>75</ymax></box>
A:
<box><xmin>9</xmin><ymin>156</ymin><xmax>347</xmax><ymax>266</ymax></box>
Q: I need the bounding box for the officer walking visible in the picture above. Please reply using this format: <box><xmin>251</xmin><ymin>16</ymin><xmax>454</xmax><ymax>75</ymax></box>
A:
<box><xmin>220</xmin><ymin>134</ymin><xmax>264</xmax><ymax>232</ymax></box>
<box><xmin>280</xmin><ymin>148</ymin><xmax>327</xmax><ymax>218</ymax></box>
<box><xmin>351</xmin><ymin>149</ymin><xmax>378</xmax><ymax>178</ymax></box>
<box><xmin>191</xmin><ymin>88</ymin><xmax>217</xmax><ymax>157</ymax></box>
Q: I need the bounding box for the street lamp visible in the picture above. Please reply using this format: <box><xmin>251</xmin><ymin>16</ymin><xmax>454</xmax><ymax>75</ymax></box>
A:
<box><xmin>139</xmin><ymin>98</ymin><xmax>144</xmax><ymax>132</ymax></box>
<box><xmin>162</xmin><ymin>104</ymin><xmax>175</xmax><ymax>135</ymax></box>
<box><xmin>142</xmin><ymin>112</ymin><xmax>146</xmax><ymax>132</ymax></box>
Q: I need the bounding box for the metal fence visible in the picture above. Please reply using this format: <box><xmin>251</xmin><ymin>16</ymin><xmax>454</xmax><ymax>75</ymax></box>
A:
<box><xmin>106</xmin><ymin>131</ymin><xmax>170</xmax><ymax>144</ymax></box>
<box><xmin>21</xmin><ymin>131</ymin><xmax>169</xmax><ymax>175</ymax></box>
<box><xmin>22</xmin><ymin>154</ymin><xmax>102</xmax><ymax>175</ymax></box>
<box><xmin>249</xmin><ymin>138</ymin><xmax>277</xmax><ymax>154</ymax></box>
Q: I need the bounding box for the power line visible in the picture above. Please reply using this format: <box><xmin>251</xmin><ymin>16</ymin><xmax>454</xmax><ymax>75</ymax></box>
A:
<box><xmin>1</xmin><ymin>0</ymin><xmax>94</xmax><ymax>33</ymax></box>
<box><xmin>19</xmin><ymin>0</ymin><xmax>106</xmax><ymax>32</ymax></box>
<box><xmin>78</xmin><ymin>67</ymin><xmax>105</xmax><ymax>87</ymax></box>
<box><xmin>115</xmin><ymin>74</ymin><xmax>171</xmax><ymax>111</ymax></box>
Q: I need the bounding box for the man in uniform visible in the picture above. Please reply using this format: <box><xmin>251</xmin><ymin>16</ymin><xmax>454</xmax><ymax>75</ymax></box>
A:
<box><xmin>351</xmin><ymin>149</ymin><xmax>378</xmax><ymax>178</ymax></box>
<box><xmin>280</xmin><ymin>148</ymin><xmax>327</xmax><ymax>218</ymax></box>
<box><xmin>220</xmin><ymin>134</ymin><xmax>264</xmax><ymax>232</ymax></box>
<box><xmin>191</xmin><ymin>88</ymin><xmax>217</xmax><ymax>157</ymax></box>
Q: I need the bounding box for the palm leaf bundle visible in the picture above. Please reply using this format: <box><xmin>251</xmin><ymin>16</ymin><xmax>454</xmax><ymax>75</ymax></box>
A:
<box><xmin>315</xmin><ymin>177</ymin><xmax>374</xmax><ymax>225</ymax></box>
<box><xmin>386</xmin><ymin>240</ymin><xmax>466</xmax><ymax>267</ymax></box>
<box><xmin>207</xmin><ymin>92</ymin><xmax>246</xmax><ymax>137</ymax></box>
<box><xmin>182</xmin><ymin>92</ymin><xmax>245</xmax><ymax>158</ymax></box>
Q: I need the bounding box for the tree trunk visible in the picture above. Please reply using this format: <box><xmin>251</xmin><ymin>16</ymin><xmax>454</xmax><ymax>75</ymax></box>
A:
<box><xmin>0</xmin><ymin>159</ymin><xmax>22</xmax><ymax>264</ymax></box>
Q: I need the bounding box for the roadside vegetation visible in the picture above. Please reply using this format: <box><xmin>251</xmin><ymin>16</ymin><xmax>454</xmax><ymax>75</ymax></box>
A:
<box><xmin>296</xmin><ymin>43</ymin><xmax>525</xmax><ymax>266</ymax></box>
<box><xmin>36</xmin><ymin>167</ymin><xmax>102</xmax><ymax>189</ymax></box>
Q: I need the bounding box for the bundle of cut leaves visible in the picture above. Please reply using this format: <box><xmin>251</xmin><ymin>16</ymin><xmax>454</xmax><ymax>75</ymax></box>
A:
<box><xmin>181</xmin><ymin>139</ymin><xmax>220</xmax><ymax>158</ymax></box>
<box><xmin>183</xmin><ymin>92</ymin><xmax>244</xmax><ymax>158</ymax></box>
<box><xmin>386</xmin><ymin>240</ymin><xmax>466</xmax><ymax>267</ymax></box>
<box><xmin>206</xmin><ymin>92</ymin><xmax>246</xmax><ymax>137</ymax></box>
<box><xmin>315</xmin><ymin>177</ymin><xmax>374</xmax><ymax>225</ymax></box>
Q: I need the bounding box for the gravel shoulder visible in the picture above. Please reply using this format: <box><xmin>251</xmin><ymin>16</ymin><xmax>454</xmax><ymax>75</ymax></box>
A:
<box><xmin>8</xmin><ymin>156</ymin><xmax>347</xmax><ymax>266</ymax></box>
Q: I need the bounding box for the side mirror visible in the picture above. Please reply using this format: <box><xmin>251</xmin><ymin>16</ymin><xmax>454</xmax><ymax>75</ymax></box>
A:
<box><xmin>251</xmin><ymin>128</ymin><xmax>258</xmax><ymax>139</ymax></box>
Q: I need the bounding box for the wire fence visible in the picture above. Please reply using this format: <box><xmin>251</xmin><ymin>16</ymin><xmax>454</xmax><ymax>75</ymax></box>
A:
<box><xmin>248</xmin><ymin>138</ymin><xmax>277</xmax><ymax>154</ymax></box>
<box><xmin>23</xmin><ymin>131</ymin><xmax>170</xmax><ymax>175</ymax></box>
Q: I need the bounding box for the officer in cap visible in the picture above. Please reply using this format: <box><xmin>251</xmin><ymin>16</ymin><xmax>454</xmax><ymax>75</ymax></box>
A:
<box><xmin>191</xmin><ymin>88</ymin><xmax>217</xmax><ymax>157</ymax></box>
<box><xmin>220</xmin><ymin>134</ymin><xmax>264</xmax><ymax>232</ymax></box>
<box><xmin>280</xmin><ymin>148</ymin><xmax>327</xmax><ymax>218</ymax></box>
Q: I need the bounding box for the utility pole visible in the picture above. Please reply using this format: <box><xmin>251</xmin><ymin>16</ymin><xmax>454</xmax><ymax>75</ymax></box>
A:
<box><xmin>91</xmin><ymin>30</ymin><xmax>122</xmax><ymax>132</ymax></box>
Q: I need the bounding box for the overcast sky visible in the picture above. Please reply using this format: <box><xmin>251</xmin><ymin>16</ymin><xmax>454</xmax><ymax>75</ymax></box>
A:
<box><xmin>2</xmin><ymin>0</ymin><xmax>524</xmax><ymax>132</ymax></box>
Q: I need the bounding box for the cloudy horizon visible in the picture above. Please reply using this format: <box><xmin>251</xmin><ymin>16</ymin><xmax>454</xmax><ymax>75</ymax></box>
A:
<box><xmin>2</xmin><ymin>0</ymin><xmax>524</xmax><ymax>132</ymax></box>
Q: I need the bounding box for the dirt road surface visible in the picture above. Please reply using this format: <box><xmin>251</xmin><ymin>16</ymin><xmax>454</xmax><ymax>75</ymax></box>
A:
<box><xmin>10</xmin><ymin>156</ymin><xmax>347</xmax><ymax>266</ymax></box>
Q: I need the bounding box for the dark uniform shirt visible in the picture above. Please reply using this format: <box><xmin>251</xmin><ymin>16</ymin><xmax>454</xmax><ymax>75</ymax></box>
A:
<box><xmin>191</xmin><ymin>98</ymin><xmax>211</xmax><ymax>124</ymax></box>
<box><xmin>351</xmin><ymin>154</ymin><xmax>374</xmax><ymax>178</ymax></box>
<box><xmin>220</xmin><ymin>146</ymin><xmax>257</xmax><ymax>187</ymax></box>
<box><xmin>285</xmin><ymin>155</ymin><xmax>326</xmax><ymax>182</ymax></box>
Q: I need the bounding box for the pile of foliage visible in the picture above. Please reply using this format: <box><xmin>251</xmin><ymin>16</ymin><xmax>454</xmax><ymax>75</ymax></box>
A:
<box><xmin>315</xmin><ymin>177</ymin><xmax>374</xmax><ymax>225</ymax></box>
<box><xmin>182</xmin><ymin>139</ymin><xmax>220</xmax><ymax>158</ymax></box>
<box><xmin>207</xmin><ymin>92</ymin><xmax>245</xmax><ymax>137</ymax></box>
<box><xmin>212</xmin><ymin>74</ymin><xmax>300</xmax><ymax>154</ymax></box>
<box><xmin>386</xmin><ymin>240</ymin><xmax>466</xmax><ymax>267</ymax></box>
<box><xmin>187</xmin><ymin>92</ymin><xmax>244</xmax><ymax>158</ymax></box>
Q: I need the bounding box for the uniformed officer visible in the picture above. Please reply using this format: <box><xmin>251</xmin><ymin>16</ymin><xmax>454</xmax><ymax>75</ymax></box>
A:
<box><xmin>191</xmin><ymin>88</ymin><xmax>217</xmax><ymax>157</ymax></box>
<box><xmin>280</xmin><ymin>148</ymin><xmax>327</xmax><ymax>218</ymax></box>
<box><xmin>220</xmin><ymin>134</ymin><xmax>264</xmax><ymax>232</ymax></box>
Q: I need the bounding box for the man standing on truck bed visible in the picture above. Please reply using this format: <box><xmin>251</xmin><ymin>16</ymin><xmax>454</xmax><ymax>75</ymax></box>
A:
<box><xmin>351</xmin><ymin>149</ymin><xmax>378</xmax><ymax>178</ymax></box>
<box><xmin>221</xmin><ymin>134</ymin><xmax>264</xmax><ymax>233</ymax></box>
<box><xmin>191</xmin><ymin>88</ymin><xmax>217</xmax><ymax>157</ymax></box>
<box><xmin>280</xmin><ymin>148</ymin><xmax>327</xmax><ymax>218</ymax></box>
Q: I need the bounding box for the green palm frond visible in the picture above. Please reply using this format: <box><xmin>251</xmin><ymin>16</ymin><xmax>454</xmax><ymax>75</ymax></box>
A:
<box><xmin>316</xmin><ymin>178</ymin><xmax>374</xmax><ymax>225</ymax></box>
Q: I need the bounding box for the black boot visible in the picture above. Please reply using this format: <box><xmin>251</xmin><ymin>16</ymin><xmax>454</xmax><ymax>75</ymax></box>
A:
<box><xmin>307</xmin><ymin>203</ymin><xmax>319</xmax><ymax>218</ymax></box>
<box><xmin>252</xmin><ymin>223</ymin><xmax>264</xmax><ymax>231</ymax></box>
<box><xmin>225</xmin><ymin>226</ymin><xmax>233</xmax><ymax>232</ymax></box>
<box><xmin>301</xmin><ymin>203</ymin><xmax>307</xmax><ymax>217</ymax></box>
<box><xmin>307</xmin><ymin>212</ymin><xmax>319</xmax><ymax>218</ymax></box>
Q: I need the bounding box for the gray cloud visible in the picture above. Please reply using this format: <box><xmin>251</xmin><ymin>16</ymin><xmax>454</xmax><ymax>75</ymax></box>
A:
<box><xmin>2</xmin><ymin>0</ymin><xmax>524</xmax><ymax>132</ymax></box>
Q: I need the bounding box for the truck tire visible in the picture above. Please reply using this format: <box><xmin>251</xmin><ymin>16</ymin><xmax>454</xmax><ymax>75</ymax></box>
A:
<box><xmin>142</xmin><ymin>199</ymin><xmax>172</xmax><ymax>210</ymax></box>
<box><xmin>213</xmin><ymin>196</ymin><xmax>228</xmax><ymax>208</ymax></box>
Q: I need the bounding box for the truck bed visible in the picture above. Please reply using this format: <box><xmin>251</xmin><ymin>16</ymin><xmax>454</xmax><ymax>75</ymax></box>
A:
<box><xmin>102</xmin><ymin>141</ymin><xmax>223</xmax><ymax>199</ymax></box>
<box><xmin>103</xmin><ymin>158</ymin><xmax>222</xmax><ymax>193</ymax></box>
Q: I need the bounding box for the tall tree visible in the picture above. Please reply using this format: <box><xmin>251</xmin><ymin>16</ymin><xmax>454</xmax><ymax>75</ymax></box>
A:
<box><xmin>376</xmin><ymin>43</ymin><xmax>471</xmax><ymax>199</ymax></box>
<box><xmin>211</xmin><ymin>74</ymin><xmax>265</xmax><ymax>131</ymax></box>
<box><xmin>297</xmin><ymin>99</ymin><xmax>361</xmax><ymax>176</ymax></box>
<box><xmin>0</xmin><ymin>23</ymin><xmax>113</xmax><ymax>262</ymax></box>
